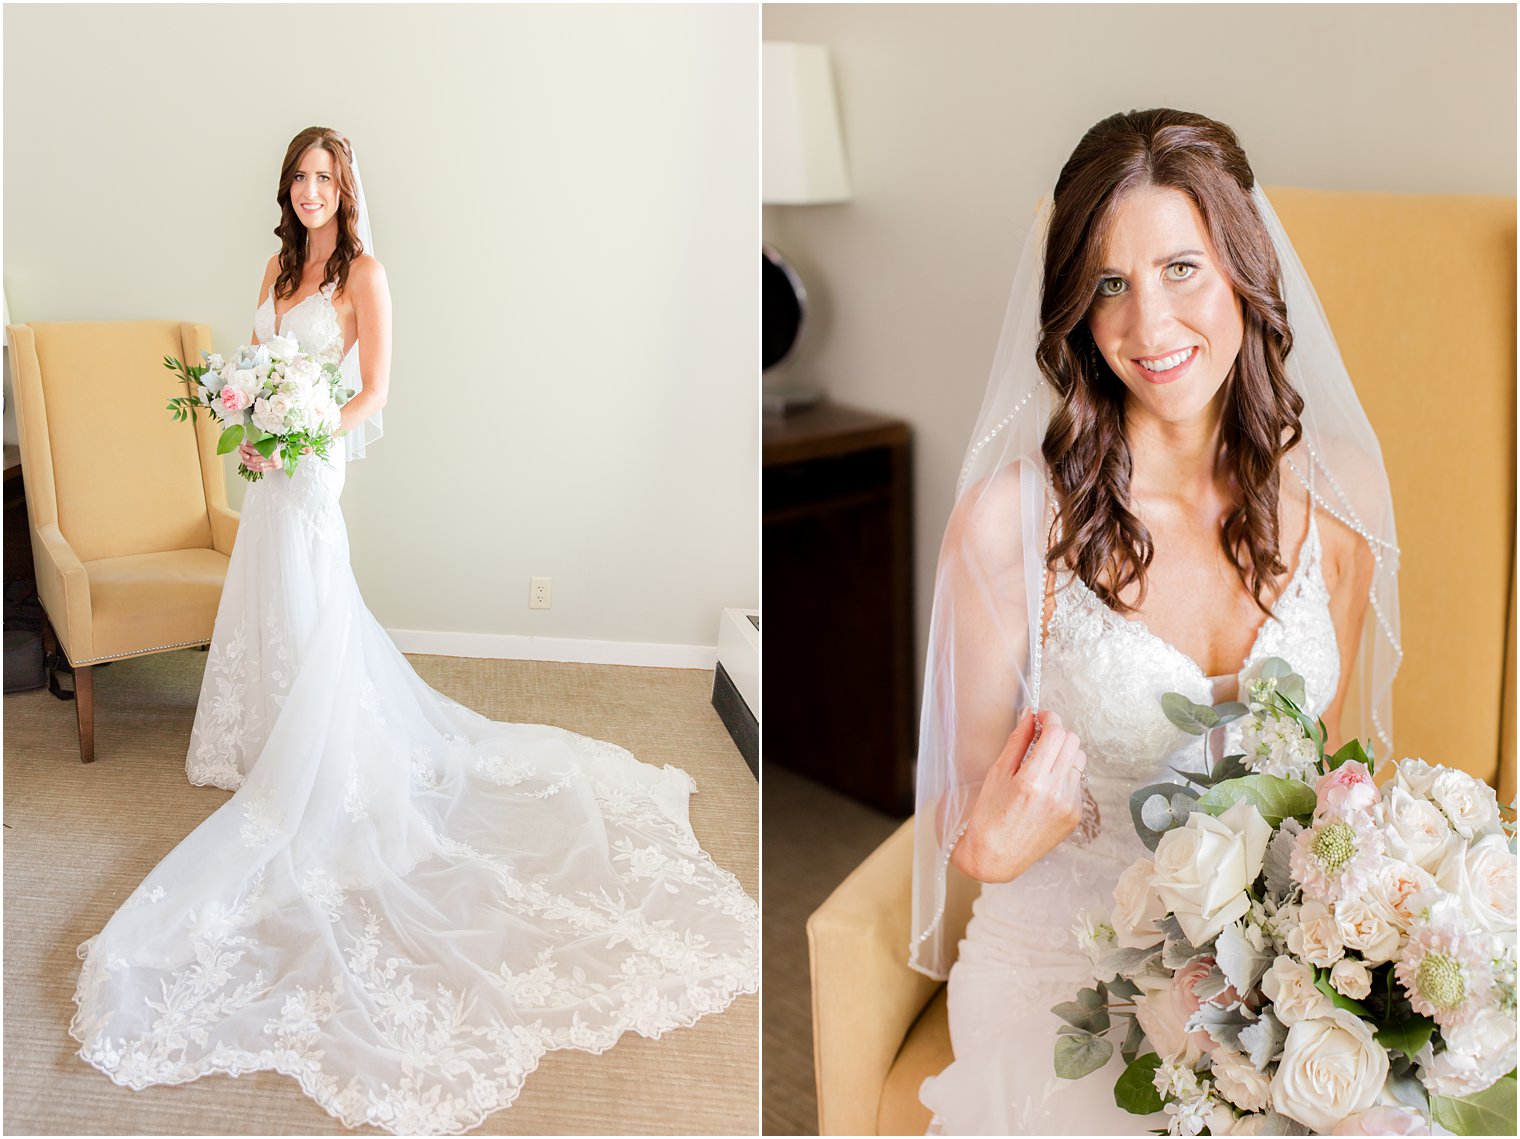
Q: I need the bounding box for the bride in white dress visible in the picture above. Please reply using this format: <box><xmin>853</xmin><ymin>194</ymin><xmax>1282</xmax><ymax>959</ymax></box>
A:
<box><xmin>908</xmin><ymin>109</ymin><xmax>1399</xmax><ymax>1134</ymax></box>
<box><xmin>69</xmin><ymin>127</ymin><xmax>758</xmax><ymax>1135</ymax></box>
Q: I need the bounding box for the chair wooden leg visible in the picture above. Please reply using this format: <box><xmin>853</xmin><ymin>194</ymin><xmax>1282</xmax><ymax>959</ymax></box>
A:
<box><xmin>75</xmin><ymin>664</ymin><xmax>95</xmax><ymax>763</ymax></box>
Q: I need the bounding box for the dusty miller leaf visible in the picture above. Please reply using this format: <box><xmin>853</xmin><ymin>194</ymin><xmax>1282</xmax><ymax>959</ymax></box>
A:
<box><xmin>1263</xmin><ymin>817</ymin><xmax>1306</xmax><ymax>901</ymax></box>
<box><xmin>1239</xmin><ymin>1009</ymin><xmax>1287</xmax><ymax>1071</ymax></box>
<box><xmin>1216</xmin><ymin>920</ymin><xmax>1271</xmax><ymax>997</ymax></box>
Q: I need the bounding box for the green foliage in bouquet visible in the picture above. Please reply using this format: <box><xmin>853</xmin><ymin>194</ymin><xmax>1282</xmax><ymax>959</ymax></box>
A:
<box><xmin>163</xmin><ymin>353</ymin><xmax>350</xmax><ymax>483</ymax></box>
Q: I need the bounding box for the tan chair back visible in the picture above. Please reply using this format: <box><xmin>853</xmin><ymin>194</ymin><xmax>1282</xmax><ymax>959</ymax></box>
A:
<box><xmin>10</xmin><ymin>321</ymin><xmax>227</xmax><ymax>563</ymax></box>
<box><xmin>1267</xmin><ymin>188</ymin><xmax>1515</xmax><ymax>789</ymax></box>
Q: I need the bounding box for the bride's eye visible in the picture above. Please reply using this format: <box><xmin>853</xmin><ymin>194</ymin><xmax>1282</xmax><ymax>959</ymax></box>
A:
<box><xmin>1096</xmin><ymin>277</ymin><xmax>1126</xmax><ymax>298</ymax></box>
<box><xmin>1166</xmin><ymin>261</ymin><xmax>1199</xmax><ymax>282</ymax></box>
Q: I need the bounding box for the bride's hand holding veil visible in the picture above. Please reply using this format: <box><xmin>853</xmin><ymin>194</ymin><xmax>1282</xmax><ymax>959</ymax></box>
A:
<box><xmin>951</xmin><ymin>708</ymin><xmax>1089</xmax><ymax>883</ymax></box>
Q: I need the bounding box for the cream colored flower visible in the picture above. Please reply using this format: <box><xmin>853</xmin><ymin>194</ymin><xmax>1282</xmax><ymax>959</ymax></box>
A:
<box><xmin>1111</xmin><ymin>859</ymin><xmax>1166</xmax><ymax>949</ymax></box>
<box><xmin>1335</xmin><ymin>895</ymin><xmax>1402</xmax><ymax>964</ymax></box>
<box><xmin>1271</xmin><ymin>1009</ymin><xmax>1389</xmax><ymax>1133</ymax></box>
<box><xmin>1435</xmin><ymin>833</ymin><xmax>1517</xmax><ymax>937</ymax></box>
<box><xmin>1262</xmin><ymin>954</ymin><xmax>1332</xmax><ymax>1025</ymax></box>
<box><xmin>1287</xmin><ymin>899</ymin><xmax>1345</xmax><ymax>967</ymax></box>
<box><xmin>1330</xmin><ymin>957</ymin><xmax>1373</xmax><ymax>1000</ymax></box>
<box><xmin>1152</xmin><ymin>802</ymin><xmax>1271</xmax><ymax>946</ymax></box>
<box><xmin>1382</xmin><ymin>787</ymin><xmax>1452</xmax><ymax>873</ymax></box>
<box><xmin>1427</xmin><ymin>769</ymin><xmax>1501</xmax><ymax>840</ymax></box>
<box><xmin>1211</xmin><ymin>1047</ymin><xmax>1271</xmax><ymax>1112</ymax></box>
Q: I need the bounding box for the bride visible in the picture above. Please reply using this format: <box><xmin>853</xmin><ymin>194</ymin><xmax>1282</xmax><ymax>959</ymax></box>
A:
<box><xmin>70</xmin><ymin>127</ymin><xmax>758</xmax><ymax>1135</ymax></box>
<box><xmin>909</xmin><ymin>109</ymin><xmax>1399</xmax><ymax>1134</ymax></box>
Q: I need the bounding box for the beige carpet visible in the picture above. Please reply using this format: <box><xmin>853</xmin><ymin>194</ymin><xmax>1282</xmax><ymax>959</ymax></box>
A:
<box><xmin>4</xmin><ymin>649</ymin><xmax>757</xmax><ymax>1136</ymax></box>
<box><xmin>761</xmin><ymin>766</ymin><xmax>900</xmax><ymax>1136</ymax></box>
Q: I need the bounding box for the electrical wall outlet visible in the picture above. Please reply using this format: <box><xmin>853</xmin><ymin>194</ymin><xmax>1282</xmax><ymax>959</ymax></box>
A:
<box><xmin>530</xmin><ymin>577</ymin><xmax>552</xmax><ymax>609</ymax></box>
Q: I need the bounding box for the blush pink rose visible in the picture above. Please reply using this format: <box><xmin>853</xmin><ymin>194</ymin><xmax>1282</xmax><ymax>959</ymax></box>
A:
<box><xmin>1315</xmin><ymin>761</ymin><xmax>1379</xmax><ymax>820</ymax></box>
<box><xmin>219</xmin><ymin>385</ymin><xmax>252</xmax><ymax>413</ymax></box>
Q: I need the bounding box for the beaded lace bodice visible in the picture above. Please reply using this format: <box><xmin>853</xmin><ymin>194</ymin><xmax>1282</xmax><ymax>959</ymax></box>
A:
<box><xmin>1042</xmin><ymin>504</ymin><xmax>1340</xmax><ymax>790</ymax></box>
<box><xmin>254</xmin><ymin>281</ymin><xmax>352</xmax><ymax>364</ymax></box>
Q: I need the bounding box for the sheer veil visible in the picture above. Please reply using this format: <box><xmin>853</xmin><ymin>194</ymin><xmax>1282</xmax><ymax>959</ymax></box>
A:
<box><xmin>340</xmin><ymin>147</ymin><xmax>383</xmax><ymax>461</ymax></box>
<box><xmin>908</xmin><ymin>183</ymin><xmax>1402</xmax><ymax>980</ymax></box>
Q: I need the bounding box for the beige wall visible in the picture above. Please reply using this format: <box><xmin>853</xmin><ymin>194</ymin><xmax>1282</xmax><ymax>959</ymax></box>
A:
<box><xmin>761</xmin><ymin>2</ymin><xmax>1516</xmax><ymax>664</ymax></box>
<box><xmin>5</xmin><ymin>3</ymin><xmax>757</xmax><ymax>653</ymax></box>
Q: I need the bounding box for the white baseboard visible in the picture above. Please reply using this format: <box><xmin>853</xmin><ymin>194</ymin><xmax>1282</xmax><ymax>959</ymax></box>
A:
<box><xmin>386</xmin><ymin>628</ymin><xmax>717</xmax><ymax>670</ymax></box>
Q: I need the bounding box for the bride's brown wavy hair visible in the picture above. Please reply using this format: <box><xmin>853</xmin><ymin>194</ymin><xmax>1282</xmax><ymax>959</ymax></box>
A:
<box><xmin>272</xmin><ymin>127</ymin><xmax>364</xmax><ymax>302</ymax></box>
<box><xmin>1039</xmin><ymin>108</ymin><xmax>1304</xmax><ymax>617</ymax></box>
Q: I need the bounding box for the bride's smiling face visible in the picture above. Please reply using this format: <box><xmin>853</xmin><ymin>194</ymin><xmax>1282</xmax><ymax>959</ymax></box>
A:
<box><xmin>1085</xmin><ymin>185</ymin><xmax>1244</xmax><ymax>426</ymax></box>
<box><xmin>291</xmin><ymin>146</ymin><xmax>340</xmax><ymax>231</ymax></box>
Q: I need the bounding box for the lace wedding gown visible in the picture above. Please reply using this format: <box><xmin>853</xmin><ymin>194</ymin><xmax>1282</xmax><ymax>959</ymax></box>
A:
<box><xmin>70</xmin><ymin>281</ymin><xmax>758</xmax><ymax>1135</ymax></box>
<box><xmin>920</xmin><ymin>485</ymin><xmax>1340</xmax><ymax>1135</ymax></box>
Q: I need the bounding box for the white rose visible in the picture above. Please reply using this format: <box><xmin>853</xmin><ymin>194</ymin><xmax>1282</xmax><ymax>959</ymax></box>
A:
<box><xmin>1271</xmin><ymin>1009</ymin><xmax>1389</xmax><ymax>1133</ymax></box>
<box><xmin>1434</xmin><ymin>833</ymin><xmax>1516</xmax><ymax>937</ymax></box>
<box><xmin>1371</xmin><ymin>857</ymin><xmax>1439</xmax><ymax>932</ymax></box>
<box><xmin>1262</xmin><ymin>954</ymin><xmax>1333</xmax><ymax>1025</ymax></box>
<box><xmin>1329</xmin><ymin>957</ymin><xmax>1373</xmax><ymax>1000</ymax></box>
<box><xmin>1335</xmin><ymin>895</ymin><xmax>1402</xmax><ymax>964</ymax></box>
<box><xmin>1211</xmin><ymin>1047</ymin><xmax>1271</xmax><ymax>1112</ymax></box>
<box><xmin>1382</xmin><ymin>787</ymin><xmax>1452</xmax><ymax>873</ymax></box>
<box><xmin>1152</xmin><ymin>802</ymin><xmax>1271</xmax><ymax>946</ymax></box>
<box><xmin>1416</xmin><ymin>1007</ymin><xmax>1517</xmax><ymax>1097</ymax></box>
<box><xmin>265</xmin><ymin>333</ymin><xmax>300</xmax><ymax>360</ymax></box>
<box><xmin>1392</xmin><ymin>759</ymin><xmax>1441</xmax><ymax>800</ymax></box>
<box><xmin>1427</xmin><ymin>770</ymin><xmax>1501</xmax><ymax>840</ymax></box>
<box><xmin>251</xmin><ymin>397</ymin><xmax>284</xmax><ymax>436</ymax></box>
<box><xmin>1111</xmin><ymin>859</ymin><xmax>1166</xmax><ymax>949</ymax></box>
<box><xmin>1287</xmin><ymin>899</ymin><xmax>1345</xmax><ymax>967</ymax></box>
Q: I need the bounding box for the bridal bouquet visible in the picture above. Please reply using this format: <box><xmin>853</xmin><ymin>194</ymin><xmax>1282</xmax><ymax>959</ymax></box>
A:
<box><xmin>164</xmin><ymin>335</ymin><xmax>351</xmax><ymax>481</ymax></box>
<box><xmin>1052</xmin><ymin>658</ymin><xmax>1517</xmax><ymax>1136</ymax></box>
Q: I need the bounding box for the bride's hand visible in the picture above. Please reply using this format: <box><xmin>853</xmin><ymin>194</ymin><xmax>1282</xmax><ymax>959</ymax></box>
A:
<box><xmin>238</xmin><ymin>442</ymin><xmax>279</xmax><ymax>473</ymax></box>
<box><xmin>951</xmin><ymin>708</ymin><xmax>1088</xmax><ymax>884</ymax></box>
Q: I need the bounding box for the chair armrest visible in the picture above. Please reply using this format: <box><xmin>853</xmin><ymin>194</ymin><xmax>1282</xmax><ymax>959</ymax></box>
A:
<box><xmin>32</xmin><ymin>521</ymin><xmax>92</xmax><ymax>662</ymax></box>
<box><xmin>208</xmin><ymin>502</ymin><xmax>240</xmax><ymax>557</ymax></box>
<box><xmin>808</xmin><ymin>817</ymin><xmax>943</xmax><ymax>1135</ymax></box>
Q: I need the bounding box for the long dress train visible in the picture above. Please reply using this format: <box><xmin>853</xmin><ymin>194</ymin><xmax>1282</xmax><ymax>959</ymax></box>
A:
<box><xmin>69</xmin><ymin>281</ymin><xmax>758</xmax><ymax>1135</ymax></box>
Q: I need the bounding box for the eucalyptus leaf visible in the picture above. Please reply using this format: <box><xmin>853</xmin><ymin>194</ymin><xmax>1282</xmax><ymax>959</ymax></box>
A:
<box><xmin>1276</xmin><ymin>674</ymin><xmax>1307</xmax><ymax>707</ymax></box>
<box><xmin>1211</xmin><ymin>700</ymin><xmax>1250</xmax><ymax>725</ymax></box>
<box><xmin>1052</xmin><ymin>987</ymin><xmax>1111</xmax><ymax>1035</ymax></box>
<box><xmin>1430</xmin><ymin>1071</ymin><xmax>1518</xmax><ymax>1137</ymax></box>
<box><xmin>1054</xmin><ymin>1029</ymin><xmax>1113</xmax><ymax>1080</ymax></box>
<box><xmin>1140</xmin><ymin>794</ymin><xmax>1174</xmax><ymax>832</ymax></box>
<box><xmin>1375</xmin><ymin>1015</ymin><xmax>1437</xmax><ymax>1059</ymax></box>
<box><xmin>1130</xmin><ymin>783</ymin><xmax>1200</xmax><ymax>851</ymax></box>
<box><xmin>1107</xmin><ymin>976</ymin><xmax>1141</xmax><ymax>1001</ymax></box>
<box><xmin>1169</xmin><ymin>793</ymin><xmax>1199</xmax><ymax>821</ymax></box>
<box><xmin>1162</xmin><ymin>692</ymin><xmax>1219</xmax><ymax>735</ymax></box>
<box><xmin>1113</xmin><ymin>1052</ymin><xmax>1164</xmax><ymax>1115</ymax></box>
<box><xmin>1259</xmin><ymin>657</ymin><xmax>1293</xmax><ymax>681</ymax></box>
<box><xmin>216</xmin><ymin>424</ymin><xmax>244</xmax><ymax>455</ymax></box>
<box><xmin>1197</xmin><ymin>775</ymin><xmax>1317</xmax><ymax>827</ymax></box>
<box><xmin>1120</xmin><ymin>1013</ymin><xmax>1146</xmax><ymax>1066</ymax></box>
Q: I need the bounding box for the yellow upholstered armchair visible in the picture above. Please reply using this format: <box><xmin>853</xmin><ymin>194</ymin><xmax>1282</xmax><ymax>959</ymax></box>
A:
<box><xmin>8</xmin><ymin>321</ymin><xmax>237</xmax><ymax>762</ymax></box>
<box><xmin>808</xmin><ymin>188</ymin><xmax>1517</xmax><ymax>1135</ymax></box>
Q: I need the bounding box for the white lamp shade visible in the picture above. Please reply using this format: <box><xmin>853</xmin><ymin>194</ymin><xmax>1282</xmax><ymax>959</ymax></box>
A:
<box><xmin>763</xmin><ymin>41</ymin><xmax>851</xmax><ymax>206</ymax></box>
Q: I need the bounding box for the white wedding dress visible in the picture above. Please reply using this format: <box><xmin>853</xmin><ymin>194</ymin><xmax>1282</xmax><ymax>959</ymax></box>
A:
<box><xmin>920</xmin><ymin>484</ymin><xmax>1340</xmax><ymax>1134</ymax></box>
<box><xmin>70</xmin><ymin>281</ymin><xmax>758</xmax><ymax>1135</ymax></box>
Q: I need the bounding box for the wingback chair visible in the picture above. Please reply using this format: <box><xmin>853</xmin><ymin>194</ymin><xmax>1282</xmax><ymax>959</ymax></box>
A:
<box><xmin>808</xmin><ymin>187</ymin><xmax>1518</xmax><ymax>1135</ymax></box>
<box><xmin>7</xmin><ymin>321</ymin><xmax>238</xmax><ymax>762</ymax></box>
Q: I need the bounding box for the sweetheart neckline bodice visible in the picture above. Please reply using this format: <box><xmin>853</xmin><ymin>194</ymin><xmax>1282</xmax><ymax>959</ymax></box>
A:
<box><xmin>258</xmin><ymin>282</ymin><xmax>356</xmax><ymax>362</ymax></box>
<box><xmin>1057</xmin><ymin>506</ymin><xmax>1325</xmax><ymax>687</ymax></box>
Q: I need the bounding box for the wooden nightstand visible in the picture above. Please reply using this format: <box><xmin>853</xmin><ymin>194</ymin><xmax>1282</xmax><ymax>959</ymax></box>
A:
<box><xmin>763</xmin><ymin>402</ymin><xmax>914</xmax><ymax>814</ymax></box>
